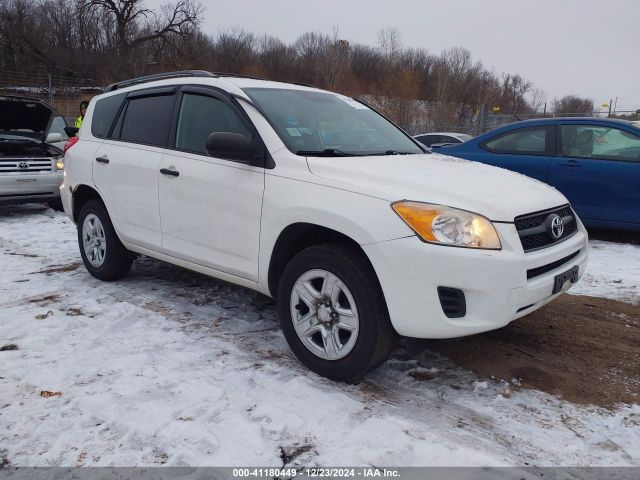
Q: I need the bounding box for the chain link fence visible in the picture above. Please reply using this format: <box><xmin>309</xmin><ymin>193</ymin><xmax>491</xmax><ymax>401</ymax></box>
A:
<box><xmin>1</xmin><ymin>71</ymin><xmax>628</xmax><ymax>139</ymax></box>
<box><xmin>0</xmin><ymin>71</ymin><xmax>102</xmax><ymax>123</ymax></box>
<box><xmin>360</xmin><ymin>96</ymin><xmax>600</xmax><ymax>138</ymax></box>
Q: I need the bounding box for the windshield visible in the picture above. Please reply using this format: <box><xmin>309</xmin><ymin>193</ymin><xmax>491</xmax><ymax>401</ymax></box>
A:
<box><xmin>243</xmin><ymin>88</ymin><xmax>424</xmax><ymax>156</ymax></box>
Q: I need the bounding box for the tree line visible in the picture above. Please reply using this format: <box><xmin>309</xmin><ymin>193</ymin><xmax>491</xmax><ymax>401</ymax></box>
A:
<box><xmin>0</xmin><ymin>0</ymin><xmax>595</xmax><ymax>120</ymax></box>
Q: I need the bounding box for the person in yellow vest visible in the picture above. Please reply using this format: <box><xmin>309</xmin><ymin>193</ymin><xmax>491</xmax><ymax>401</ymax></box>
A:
<box><xmin>75</xmin><ymin>101</ymin><xmax>88</xmax><ymax>130</ymax></box>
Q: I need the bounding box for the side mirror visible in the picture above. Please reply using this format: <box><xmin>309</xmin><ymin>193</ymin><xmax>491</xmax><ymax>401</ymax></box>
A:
<box><xmin>206</xmin><ymin>132</ymin><xmax>253</xmax><ymax>163</ymax></box>
<box><xmin>64</xmin><ymin>126</ymin><xmax>79</xmax><ymax>138</ymax></box>
<box><xmin>46</xmin><ymin>132</ymin><xmax>63</xmax><ymax>143</ymax></box>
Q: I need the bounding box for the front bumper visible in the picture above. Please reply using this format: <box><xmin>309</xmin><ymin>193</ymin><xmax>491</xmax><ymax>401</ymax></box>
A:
<box><xmin>363</xmin><ymin>221</ymin><xmax>588</xmax><ymax>339</ymax></box>
<box><xmin>0</xmin><ymin>172</ymin><xmax>63</xmax><ymax>205</ymax></box>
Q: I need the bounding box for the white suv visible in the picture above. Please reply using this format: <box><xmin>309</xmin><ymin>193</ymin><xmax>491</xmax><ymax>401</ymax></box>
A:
<box><xmin>61</xmin><ymin>71</ymin><xmax>588</xmax><ymax>380</ymax></box>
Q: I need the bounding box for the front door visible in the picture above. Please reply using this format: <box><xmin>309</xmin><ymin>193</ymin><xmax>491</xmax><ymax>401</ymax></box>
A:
<box><xmin>159</xmin><ymin>88</ymin><xmax>265</xmax><ymax>281</ymax></box>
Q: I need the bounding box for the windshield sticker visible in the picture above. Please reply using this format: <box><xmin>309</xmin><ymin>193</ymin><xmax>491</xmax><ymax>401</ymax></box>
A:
<box><xmin>286</xmin><ymin>116</ymin><xmax>298</xmax><ymax>125</ymax></box>
<box><xmin>298</xmin><ymin>127</ymin><xmax>313</xmax><ymax>135</ymax></box>
<box><xmin>336</xmin><ymin>94</ymin><xmax>369</xmax><ymax>110</ymax></box>
<box><xmin>286</xmin><ymin>127</ymin><xmax>302</xmax><ymax>137</ymax></box>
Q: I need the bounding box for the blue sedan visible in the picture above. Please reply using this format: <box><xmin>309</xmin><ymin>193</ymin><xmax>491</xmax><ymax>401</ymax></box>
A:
<box><xmin>439</xmin><ymin>118</ymin><xmax>640</xmax><ymax>231</ymax></box>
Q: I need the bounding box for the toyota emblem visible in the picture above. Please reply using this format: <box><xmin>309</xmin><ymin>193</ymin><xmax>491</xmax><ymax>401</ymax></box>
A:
<box><xmin>549</xmin><ymin>214</ymin><xmax>564</xmax><ymax>240</ymax></box>
<box><xmin>18</xmin><ymin>161</ymin><xmax>29</xmax><ymax>170</ymax></box>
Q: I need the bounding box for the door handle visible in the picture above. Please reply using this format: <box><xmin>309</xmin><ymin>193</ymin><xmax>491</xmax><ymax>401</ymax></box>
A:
<box><xmin>160</xmin><ymin>167</ymin><xmax>179</xmax><ymax>177</ymax></box>
<box><xmin>559</xmin><ymin>159</ymin><xmax>580</xmax><ymax>167</ymax></box>
<box><xmin>95</xmin><ymin>156</ymin><xmax>109</xmax><ymax>164</ymax></box>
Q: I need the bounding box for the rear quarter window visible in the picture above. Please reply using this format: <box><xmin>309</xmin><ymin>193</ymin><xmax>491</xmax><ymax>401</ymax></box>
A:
<box><xmin>91</xmin><ymin>94</ymin><xmax>125</xmax><ymax>139</ymax></box>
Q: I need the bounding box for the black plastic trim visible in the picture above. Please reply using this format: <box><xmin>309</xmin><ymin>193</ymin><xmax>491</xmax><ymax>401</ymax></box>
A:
<box><xmin>527</xmin><ymin>249</ymin><xmax>581</xmax><ymax>280</ymax></box>
<box><xmin>437</xmin><ymin>287</ymin><xmax>466</xmax><ymax>319</ymax></box>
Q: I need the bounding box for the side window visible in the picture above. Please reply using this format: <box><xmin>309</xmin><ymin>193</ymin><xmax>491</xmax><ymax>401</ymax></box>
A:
<box><xmin>561</xmin><ymin>125</ymin><xmax>640</xmax><ymax>162</ymax></box>
<box><xmin>91</xmin><ymin>93</ymin><xmax>125</xmax><ymax>139</ymax></box>
<box><xmin>49</xmin><ymin>116</ymin><xmax>69</xmax><ymax>140</ymax></box>
<box><xmin>416</xmin><ymin>135</ymin><xmax>435</xmax><ymax>146</ymax></box>
<box><xmin>483</xmin><ymin>127</ymin><xmax>548</xmax><ymax>155</ymax></box>
<box><xmin>120</xmin><ymin>94</ymin><xmax>175</xmax><ymax>147</ymax></box>
<box><xmin>175</xmin><ymin>93</ymin><xmax>251</xmax><ymax>155</ymax></box>
<box><xmin>441</xmin><ymin>136</ymin><xmax>458</xmax><ymax>143</ymax></box>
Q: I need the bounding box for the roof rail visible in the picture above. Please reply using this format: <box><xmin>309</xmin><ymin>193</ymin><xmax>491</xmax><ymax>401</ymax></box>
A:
<box><xmin>210</xmin><ymin>72</ymin><xmax>265</xmax><ymax>81</ymax></box>
<box><xmin>103</xmin><ymin>70</ymin><xmax>217</xmax><ymax>92</ymax></box>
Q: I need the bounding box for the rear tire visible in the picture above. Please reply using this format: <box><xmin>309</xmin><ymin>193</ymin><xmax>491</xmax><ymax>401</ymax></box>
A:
<box><xmin>77</xmin><ymin>199</ymin><xmax>132</xmax><ymax>280</ymax></box>
<box><xmin>277</xmin><ymin>243</ymin><xmax>396</xmax><ymax>382</ymax></box>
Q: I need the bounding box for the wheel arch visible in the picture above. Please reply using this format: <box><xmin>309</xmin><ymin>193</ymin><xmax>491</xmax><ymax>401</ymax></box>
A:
<box><xmin>72</xmin><ymin>184</ymin><xmax>104</xmax><ymax>224</ymax></box>
<box><xmin>267</xmin><ymin>222</ymin><xmax>382</xmax><ymax>299</ymax></box>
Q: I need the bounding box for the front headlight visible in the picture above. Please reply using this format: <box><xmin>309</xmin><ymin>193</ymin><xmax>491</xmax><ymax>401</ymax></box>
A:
<box><xmin>392</xmin><ymin>201</ymin><xmax>502</xmax><ymax>250</ymax></box>
<box><xmin>55</xmin><ymin>156</ymin><xmax>64</xmax><ymax>171</ymax></box>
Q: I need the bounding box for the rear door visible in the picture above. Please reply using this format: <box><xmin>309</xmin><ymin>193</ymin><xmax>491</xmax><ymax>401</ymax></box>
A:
<box><xmin>549</xmin><ymin>122</ymin><xmax>640</xmax><ymax>225</ymax></box>
<box><xmin>467</xmin><ymin>125</ymin><xmax>555</xmax><ymax>182</ymax></box>
<box><xmin>92</xmin><ymin>87</ymin><xmax>177</xmax><ymax>250</ymax></box>
<box><xmin>158</xmin><ymin>86</ymin><xmax>265</xmax><ymax>281</ymax></box>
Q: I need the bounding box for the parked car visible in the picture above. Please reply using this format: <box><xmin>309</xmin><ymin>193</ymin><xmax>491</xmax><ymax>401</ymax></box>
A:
<box><xmin>439</xmin><ymin>118</ymin><xmax>640</xmax><ymax>231</ymax></box>
<box><xmin>61</xmin><ymin>71</ymin><xmax>588</xmax><ymax>380</ymax></box>
<box><xmin>413</xmin><ymin>132</ymin><xmax>473</xmax><ymax>148</ymax></box>
<box><xmin>0</xmin><ymin>95</ymin><xmax>68</xmax><ymax>209</ymax></box>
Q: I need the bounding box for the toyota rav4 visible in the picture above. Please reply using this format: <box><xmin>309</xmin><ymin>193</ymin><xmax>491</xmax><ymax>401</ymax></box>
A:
<box><xmin>61</xmin><ymin>71</ymin><xmax>588</xmax><ymax>380</ymax></box>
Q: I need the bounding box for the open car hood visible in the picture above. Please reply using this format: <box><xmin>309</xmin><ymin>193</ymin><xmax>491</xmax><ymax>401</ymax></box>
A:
<box><xmin>0</xmin><ymin>96</ymin><xmax>55</xmax><ymax>141</ymax></box>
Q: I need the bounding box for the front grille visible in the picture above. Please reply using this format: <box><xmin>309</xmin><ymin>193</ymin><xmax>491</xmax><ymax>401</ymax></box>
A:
<box><xmin>0</xmin><ymin>158</ymin><xmax>54</xmax><ymax>173</ymax></box>
<box><xmin>527</xmin><ymin>249</ymin><xmax>581</xmax><ymax>279</ymax></box>
<box><xmin>515</xmin><ymin>204</ymin><xmax>578</xmax><ymax>252</ymax></box>
<box><xmin>437</xmin><ymin>287</ymin><xmax>466</xmax><ymax>318</ymax></box>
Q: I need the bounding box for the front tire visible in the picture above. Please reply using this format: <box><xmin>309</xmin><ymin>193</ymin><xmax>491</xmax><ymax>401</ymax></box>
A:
<box><xmin>277</xmin><ymin>243</ymin><xmax>396</xmax><ymax>382</ymax></box>
<box><xmin>77</xmin><ymin>199</ymin><xmax>132</xmax><ymax>280</ymax></box>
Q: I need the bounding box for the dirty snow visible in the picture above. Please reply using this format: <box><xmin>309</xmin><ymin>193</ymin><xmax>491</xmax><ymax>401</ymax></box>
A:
<box><xmin>0</xmin><ymin>205</ymin><xmax>639</xmax><ymax>467</ymax></box>
<box><xmin>569</xmin><ymin>240</ymin><xmax>640</xmax><ymax>305</ymax></box>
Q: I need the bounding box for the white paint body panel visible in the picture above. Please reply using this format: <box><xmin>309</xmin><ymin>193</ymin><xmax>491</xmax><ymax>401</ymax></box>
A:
<box><xmin>92</xmin><ymin>141</ymin><xmax>163</xmax><ymax>250</ymax></box>
<box><xmin>159</xmin><ymin>151</ymin><xmax>264</xmax><ymax>281</ymax></box>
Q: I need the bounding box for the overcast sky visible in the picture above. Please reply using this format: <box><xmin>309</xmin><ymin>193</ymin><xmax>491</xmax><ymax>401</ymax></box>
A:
<box><xmin>151</xmin><ymin>0</ymin><xmax>640</xmax><ymax>111</ymax></box>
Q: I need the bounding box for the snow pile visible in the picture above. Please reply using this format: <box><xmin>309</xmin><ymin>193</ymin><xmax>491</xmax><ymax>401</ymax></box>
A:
<box><xmin>569</xmin><ymin>240</ymin><xmax>640</xmax><ymax>303</ymax></box>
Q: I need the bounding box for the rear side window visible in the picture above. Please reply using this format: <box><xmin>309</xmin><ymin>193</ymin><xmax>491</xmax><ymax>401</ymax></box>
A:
<box><xmin>483</xmin><ymin>127</ymin><xmax>548</xmax><ymax>155</ymax></box>
<box><xmin>91</xmin><ymin>94</ymin><xmax>125</xmax><ymax>139</ymax></box>
<box><xmin>120</xmin><ymin>94</ymin><xmax>175</xmax><ymax>147</ymax></box>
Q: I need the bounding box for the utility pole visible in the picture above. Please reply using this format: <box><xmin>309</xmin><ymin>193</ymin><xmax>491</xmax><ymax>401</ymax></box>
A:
<box><xmin>542</xmin><ymin>102</ymin><xmax>547</xmax><ymax>117</ymax></box>
<box><xmin>48</xmin><ymin>73</ymin><xmax>53</xmax><ymax>106</ymax></box>
<box><xmin>608</xmin><ymin>99</ymin><xmax>612</xmax><ymax>118</ymax></box>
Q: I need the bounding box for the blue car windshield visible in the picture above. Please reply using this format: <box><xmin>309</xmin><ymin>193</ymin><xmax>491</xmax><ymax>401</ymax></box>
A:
<box><xmin>243</xmin><ymin>88</ymin><xmax>424</xmax><ymax>157</ymax></box>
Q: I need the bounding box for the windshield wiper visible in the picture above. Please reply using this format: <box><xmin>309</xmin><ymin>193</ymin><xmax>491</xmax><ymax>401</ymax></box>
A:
<box><xmin>380</xmin><ymin>150</ymin><xmax>421</xmax><ymax>155</ymax></box>
<box><xmin>297</xmin><ymin>148</ymin><xmax>362</xmax><ymax>157</ymax></box>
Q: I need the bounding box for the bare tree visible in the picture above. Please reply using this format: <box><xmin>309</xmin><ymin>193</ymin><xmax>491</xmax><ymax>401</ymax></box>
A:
<box><xmin>80</xmin><ymin>0</ymin><xmax>202</xmax><ymax>74</ymax></box>
<box><xmin>552</xmin><ymin>95</ymin><xmax>594</xmax><ymax>115</ymax></box>
<box><xmin>377</xmin><ymin>26</ymin><xmax>401</xmax><ymax>62</ymax></box>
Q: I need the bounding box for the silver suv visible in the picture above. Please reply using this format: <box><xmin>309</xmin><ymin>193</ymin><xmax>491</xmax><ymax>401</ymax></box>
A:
<box><xmin>0</xmin><ymin>96</ymin><xmax>67</xmax><ymax>208</ymax></box>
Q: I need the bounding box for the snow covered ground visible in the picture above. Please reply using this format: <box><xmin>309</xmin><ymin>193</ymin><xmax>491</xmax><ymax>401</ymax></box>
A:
<box><xmin>0</xmin><ymin>205</ymin><xmax>639</xmax><ymax>467</ymax></box>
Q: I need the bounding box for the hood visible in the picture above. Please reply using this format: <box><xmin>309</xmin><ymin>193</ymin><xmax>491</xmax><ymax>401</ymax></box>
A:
<box><xmin>306</xmin><ymin>153</ymin><xmax>568</xmax><ymax>222</ymax></box>
<box><xmin>0</xmin><ymin>96</ymin><xmax>54</xmax><ymax>140</ymax></box>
